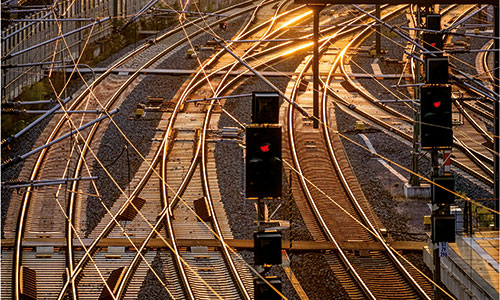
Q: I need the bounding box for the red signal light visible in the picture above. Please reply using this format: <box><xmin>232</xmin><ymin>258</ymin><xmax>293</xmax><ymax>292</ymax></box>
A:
<box><xmin>260</xmin><ymin>144</ymin><xmax>270</xmax><ymax>152</ymax></box>
<box><xmin>433</xmin><ymin>101</ymin><xmax>441</xmax><ymax>108</ymax></box>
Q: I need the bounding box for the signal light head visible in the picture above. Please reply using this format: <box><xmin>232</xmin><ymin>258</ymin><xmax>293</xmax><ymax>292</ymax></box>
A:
<box><xmin>245</xmin><ymin>126</ymin><xmax>282</xmax><ymax>198</ymax></box>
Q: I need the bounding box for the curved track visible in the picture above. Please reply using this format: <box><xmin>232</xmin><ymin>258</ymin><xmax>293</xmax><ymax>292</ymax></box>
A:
<box><xmin>284</xmin><ymin>5</ymin><xmax>433</xmax><ymax>299</ymax></box>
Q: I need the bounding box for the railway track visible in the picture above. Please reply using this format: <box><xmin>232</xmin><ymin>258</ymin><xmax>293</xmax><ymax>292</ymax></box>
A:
<box><xmin>105</xmin><ymin>3</ymin><xmax>319</xmax><ymax>300</ymax></box>
<box><xmin>282</xmin><ymin>5</ymin><xmax>434</xmax><ymax>299</ymax></box>
<box><xmin>3</xmin><ymin>3</ymin><xmax>409</xmax><ymax>300</ymax></box>
<box><xmin>3</xmin><ymin>2</ymin><xmax>275</xmax><ymax>299</ymax></box>
<box><xmin>57</xmin><ymin>1</ymin><xmax>331</xmax><ymax>299</ymax></box>
<box><xmin>330</xmin><ymin>4</ymin><xmax>494</xmax><ymax>186</ymax></box>
<box><xmin>3</xmin><ymin>3</ymin><xmax>496</xmax><ymax>300</ymax></box>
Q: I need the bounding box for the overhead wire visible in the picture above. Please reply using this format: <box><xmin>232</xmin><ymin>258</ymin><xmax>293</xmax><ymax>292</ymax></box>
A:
<box><xmin>188</xmin><ymin>5</ymin><xmax>450</xmax><ymax>298</ymax></box>
<box><xmin>41</xmin><ymin>2</ymin><xmax>283</xmax><ymax>299</ymax></box>
<box><xmin>206</xmin><ymin>0</ymin><xmax>498</xmax><ymax>241</ymax></box>
<box><xmin>33</xmin><ymin>3</ymin><xmax>213</xmax><ymax>298</ymax></box>
<box><xmin>86</xmin><ymin>4</ymin><xmax>496</xmax><ymax>298</ymax></box>
<box><xmin>0</xmin><ymin>5</ymin><xmax>458</xmax><ymax>300</ymax></box>
<box><xmin>8</xmin><ymin>2</ymin><xmax>496</xmax><ymax>300</ymax></box>
<box><xmin>346</xmin><ymin>54</ymin><xmax>497</xmax><ymax>153</ymax></box>
<box><xmin>241</xmin><ymin>5</ymin><xmax>498</xmax><ymax>177</ymax></box>
<box><xmin>209</xmin><ymin>16</ymin><xmax>452</xmax><ymax>300</ymax></box>
<box><xmin>153</xmin><ymin>1</ymin><xmax>288</xmax><ymax>298</ymax></box>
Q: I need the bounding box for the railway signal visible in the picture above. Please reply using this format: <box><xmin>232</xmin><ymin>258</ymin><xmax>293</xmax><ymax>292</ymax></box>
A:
<box><xmin>254</xmin><ymin>230</ymin><xmax>282</xmax><ymax>265</ymax></box>
<box><xmin>245</xmin><ymin>125</ymin><xmax>282</xmax><ymax>198</ymax></box>
<box><xmin>426</xmin><ymin>14</ymin><xmax>441</xmax><ymax>31</ymax></box>
<box><xmin>254</xmin><ymin>276</ymin><xmax>282</xmax><ymax>300</ymax></box>
<box><xmin>431</xmin><ymin>175</ymin><xmax>455</xmax><ymax>206</ymax></box>
<box><xmin>252</xmin><ymin>91</ymin><xmax>280</xmax><ymax>124</ymax></box>
<box><xmin>422</xmin><ymin>13</ymin><xmax>443</xmax><ymax>56</ymax></box>
<box><xmin>422</xmin><ymin>32</ymin><xmax>443</xmax><ymax>54</ymax></box>
<box><xmin>431</xmin><ymin>215</ymin><xmax>456</xmax><ymax>243</ymax></box>
<box><xmin>425</xmin><ymin>57</ymin><xmax>449</xmax><ymax>84</ymax></box>
<box><xmin>420</xmin><ymin>85</ymin><xmax>453</xmax><ymax>148</ymax></box>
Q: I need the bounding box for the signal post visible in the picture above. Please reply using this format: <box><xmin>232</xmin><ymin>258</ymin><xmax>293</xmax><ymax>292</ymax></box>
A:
<box><xmin>246</xmin><ymin>92</ymin><xmax>283</xmax><ymax>299</ymax></box>
<box><xmin>419</xmin><ymin>14</ymin><xmax>457</xmax><ymax>300</ymax></box>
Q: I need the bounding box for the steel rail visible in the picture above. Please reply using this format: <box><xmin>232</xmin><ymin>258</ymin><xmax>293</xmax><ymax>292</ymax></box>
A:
<box><xmin>114</xmin><ymin>2</ymin><xmax>283</xmax><ymax>299</ymax></box>
<box><xmin>66</xmin><ymin>2</ymin><xmax>392</xmax><ymax>300</ymax></box>
<box><xmin>117</xmin><ymin>4</ymin><xmax>307</xmax><ymax>299</ymax></box>
<box><xmin>482</xmin><ymin>40</ymin><xmax>495</xmax><ymax>83</ymax></box>
<box><xmin>6</xmin><ymin>2</ymin><xmax>261</xmax><ymax>300</ymax></box>
<box><xmin>322</xmin><ymin>7</ymin><xmax>431</xmax><ymax>299</ymax></box>
<box><xmin>207</xmin><ymin>3</ymin><xmax>392</xmax><ymax>124</ymax></box>
<box><xmin>355</xmin><ymin>3</ymin><xmax>499</xmax><ymax>102</ymax></box>
<box><xmin>59</xmin><ymin>2</ymin><xmax>291</xmax><ymax>298</ymax></box>
<box><xmin>339</xmin><ymin>5</ymin><xmax>495</xmax><ymax>185</ymax></box>
<box><xmin>287</xmin><ymin>37</ymin><xmax>377</xmax><ymax>300</ymax></box>
<box><xmin>437</xmin><ymin>6</ymin><xmax>495</xmax><ymax>176</ymax></box>
<box><xmin>63</xmin><ymin>2</ymin><xmax>264</xmax><ymax>299</ymax></box>
<box><xmin>459</xmin><ymin>98</ymin><xmax>494</xmax><ymax>120</ymax></box>
<box><xmin>454</xmin><ymin>100</ymin><xmax>494</xmax><ymax>147</ymax></box>
<box><xmin>461</xmin><ymin>39</ymin><xmax>496</xmax><ymax>119</ymax></box>
<box><xmin>442</xmin><ymin>7</ymin><xmax>494</xmax><ymax>157</ymax></box>
<box><xmin>325</xmin><ymin>82</ymin><xmax>495</xmax><ymax>188</ymax></box>
<box><xmin>195</xmin><ymin>3</ymin><xmax>291</xmax><ymax>298</ymax></box>
<box><xmin>166</xmin><ymin>4</ymin><xmax>312</xmax><ymax>210</ymax></box>
<box><xmin>286</xmin><ymin>7</ymin><xmax>406</xmax><ymax>299</ymax></box>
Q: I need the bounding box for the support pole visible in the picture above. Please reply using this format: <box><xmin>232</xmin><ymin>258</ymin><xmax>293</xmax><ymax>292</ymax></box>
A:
<box><xmin>375</xmin><ymin>4</ymin><xmax>381</xmax><ymax>55</ymax></box>
<box><xmin>433</xmin><ymin>246</ymin><xmax>442</xmax><ymax>300</ymax></box>
<box><xmin>494</xmin><ymin>4</ymin><xmax>499</xmax><ymax>229</ymax></box>
<box><xmin>309</xmin><ymin>4</ymin><xmax>325</xmax><ymax>129</ymax></box>
<box><xmin>431</xmin><ymin>149</ymin><xmax>442</xmax><ymax>300</ymax></box>
<box><xmin>3</xmin><ymin>177</ymin><xmax>98</xmax><ymax>189</ymax></box>
<box><xmin>256</xmin><ymin>198</ymin><xmax>266</xmax><ymax>231</ymax></box>
<box><xmin>4</xmin><ymin>110</ymin><xmax>103</xmax><ymax>114</ymax></box>
<box><xmin>186</xmin><ymin>93</ymin><xmax>252</xmax><ymax>103</ymax></box>
<box><xmin>409</xmin><ymin>7</ymin><xmax>423</xmax><ymax>187</ymax></box>
<box><xmin>2</xmin><ymin>96</ymin><xmax>72</xmax><ymax>145</ymax></box>
<box><xmin>2</xmin><ymin>109</ymin><xmax>118</xmax><ymax>168</ymax></box>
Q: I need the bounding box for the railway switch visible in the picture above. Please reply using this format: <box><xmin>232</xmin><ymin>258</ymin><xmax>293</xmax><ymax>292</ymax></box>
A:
<box><xmin>252</xmin><ymin>92</ymin><xmax>280</xmax><ymax>124</ymax></box>
<box><xmin>20</xmin><ymin>266</ymin><xmax>37</xmax><ymax>300</ymax></box>
<box><xmin>194</xmin><ymin>197</ymin><xmax>212</xmax><ymax>222</ymax></box>
<box><xmin>254</xmin><ymin>230</ymin><xmax>282</xmax><ymax>265</ymax></box>
<box><xmin>420</xmin><ymin>85</ymin><xmax>453</xmax><ymax>148</ymax></box>
<box><xmin>432</xmin><ymin>175</ymin><xmax>455</xmax><ymax>205</ymax></box>
<box><xmin>245</xmin><ymin>125</ymin><xmax>282</xmax><ymax>198</ymax></box>
<box><xmin>254</xmin><ymin>276</ymin><xmax>282</xmax><ymax>300</ymax></box>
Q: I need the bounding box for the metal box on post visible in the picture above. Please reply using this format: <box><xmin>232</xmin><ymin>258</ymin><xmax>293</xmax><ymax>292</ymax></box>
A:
<box><xmin>254</xmin><ymin>231</ymin><xmax>282</xmax><ymax>265</ymax></box>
